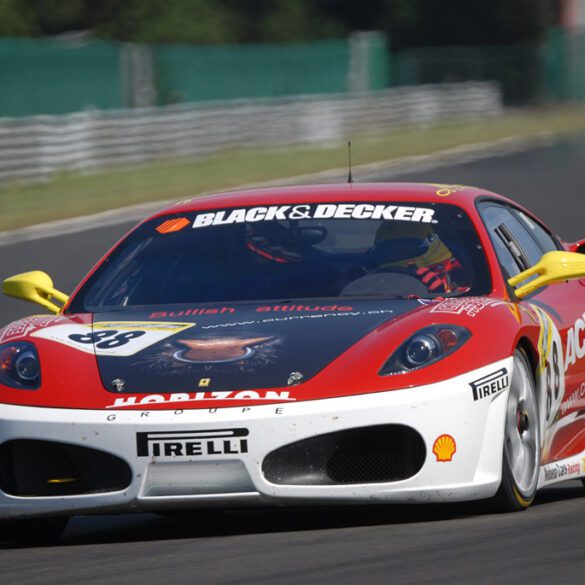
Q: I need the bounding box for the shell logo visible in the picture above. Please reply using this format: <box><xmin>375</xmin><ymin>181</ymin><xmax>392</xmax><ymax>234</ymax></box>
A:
<box><xmin>433</xmin><ymin>434</ymin><xmax>456</xmax><ymax>462</ymax></box>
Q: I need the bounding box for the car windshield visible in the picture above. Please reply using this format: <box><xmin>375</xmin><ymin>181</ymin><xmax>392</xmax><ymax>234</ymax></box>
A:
<box><xmin>69</xmin><ymin>201</ymin><xmax>491</xmax><ymax>311</ymax></box>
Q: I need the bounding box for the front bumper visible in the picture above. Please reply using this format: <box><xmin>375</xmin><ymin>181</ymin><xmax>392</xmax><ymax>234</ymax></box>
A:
<box><xmin>0</xmin><ymin>358</ymin><xmax>512</xmax><ymax>519</ymax></box>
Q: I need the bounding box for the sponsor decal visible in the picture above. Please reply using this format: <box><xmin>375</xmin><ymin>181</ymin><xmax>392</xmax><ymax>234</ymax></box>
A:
<box><xmin>31</xmin><ymin>321</ymin><xmax>195</xmax><ymax>357</ymax></box>
<box><xmin>542</xmin><ymin>460</ymin><xmax>582</xmax><ymax>483</ymax></box>
<box><xmin>136</xmin><ymin>428</ymin><xmax>249</xmax><ymax>457</ymax></box>
<box><xmin>174</xmin><ymin>336</ymin><xmax>275</xmax><ymax>364</ymax></box>
<box><xmin>255</xmin><ymin>304</ymin><xmax>353</xmax><ymax>313</ymax></box>
<box><xmin>0</xmin><ymin>315</ymin><xmax>65</xmax><ymax>343</ymax></box>
<box><xmin>192</xmin><ymin>204</ymin><xmax>436</xmax><ymax>228</ymax></box>
<box><xmin>199</xmin><ymin>309</ymin><xmax>394</xmax><ymax>330</ymax></box>
<box><xmin>430</xmin><ymin>297</ymin><xmax>497</xmax><ymax>317</ymax></box>
<box><xmin>560</xmin><ymin>382</ymin><xmax>585</xmax><ymax>416</ymax></box>
<box><xmin>432</xmin><ymin>184</ymin><xmax>468</xmax><ymax>198</ymax></box>
<box><xmin>156</xmin><ymin>217</ymin><xmax>190</xmax><ymax>234</ymax></box>
<box><xmin>150</xmin><ymin>307</ymin><xmax>235</xmax><ymax>318</ymax></box>
<box><xmin>105</xmin><ymin>405</ymin><xmax>286</xmax><ymax>421</ymax></box>
<box><xmin>564</xmin><ymin>311</ymin><xmax>585</xmax><ymax>371</ymax></box>
<box><xmin>198</xmin><ymin>378</ymin><xmax>211</xmax><ymax>387</ymax></box>
<box><xmin>432</xmin><ymin>434</ymin><xmax>456</xmax><ymax>462</ymax></box>
<box><xmin>148</xmin><ymin>306</ymin><xmax>355</xmax><ymax>318</ymax></box>
<box><xmin>107</xmin><ymin>390</ymin><xmax>294</xmax><ymax>409</ymax></box>
<box><xmin>470</xmin><ymin>368</ymin><xmax>509</xmax><ymax>401</ymax></box>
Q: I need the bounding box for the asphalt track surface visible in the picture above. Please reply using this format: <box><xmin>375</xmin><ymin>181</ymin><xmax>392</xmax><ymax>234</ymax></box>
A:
<box><xmin>2</xmin><ymin>136</ymin><xmax>585</xmax><ymax>584</ymax></box>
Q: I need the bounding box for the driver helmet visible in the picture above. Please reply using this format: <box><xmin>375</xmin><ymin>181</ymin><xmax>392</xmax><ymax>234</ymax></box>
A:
<box><xmin>374</xmin><ymin>222</ymin><xmax>453</xmax><ymax>269</ymax></box>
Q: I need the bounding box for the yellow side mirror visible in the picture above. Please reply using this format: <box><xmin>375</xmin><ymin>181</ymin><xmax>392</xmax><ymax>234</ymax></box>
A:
<box><xmin>508</xmin><ymin>251</ymin><xmax>585</xmax><ymax>299</ymax></box>
<box><xmin>3</xmin><ymin>271</ymin><xmax>69</xmax><ymax>314</ymax></box>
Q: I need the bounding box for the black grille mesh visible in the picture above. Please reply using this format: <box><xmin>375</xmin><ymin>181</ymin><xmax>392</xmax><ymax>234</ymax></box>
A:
<box><xmin>0</xmin><ymin>440</ymin><xmax>132</xmax><ymax>497</ymax></box>
<box><xmin>262</xmin><ymin>425</ymin><xmax>426</xmax><ymax>485</ymax></box>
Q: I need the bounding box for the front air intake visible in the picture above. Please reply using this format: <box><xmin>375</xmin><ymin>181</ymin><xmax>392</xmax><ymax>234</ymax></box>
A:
<box><xmin>262</xmin><ymin>424</ymin><xmax>426</xmax><ymax>485</ymax></box>
<box><xmin>0</xmin><ymin>440</ymin><xmax>132</xmax><ymax>497</ymax></box>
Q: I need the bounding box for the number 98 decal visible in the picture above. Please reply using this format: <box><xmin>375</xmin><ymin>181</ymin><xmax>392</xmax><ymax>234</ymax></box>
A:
<box><xmin>32</xmin><ymin>321</ymin><xmax>195</xmax><ymax>356</ymax></box>
<box><xmin>532</xmin><ymin>306</ymin><xmax>565</xmax><ymax>436</ymax></box>
<box><xmin>69</xmin><ymin>330</ymin><xmax>146</xmax><ymax>350</ymax></box>
<box><xmin>544</xmin><ymin>339</ymin><xmax>562</xmax><ymax>422</ymax></box>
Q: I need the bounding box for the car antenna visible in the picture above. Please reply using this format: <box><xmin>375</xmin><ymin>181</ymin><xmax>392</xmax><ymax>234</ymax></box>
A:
<box><xmin>347</xmin><ymin>141</ymin><xmax>353</xmax><ymax>183</ymax></box>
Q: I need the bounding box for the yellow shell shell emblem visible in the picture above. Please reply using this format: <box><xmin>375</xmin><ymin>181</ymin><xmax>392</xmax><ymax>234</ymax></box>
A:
<box><xmin>433</xmin><ymin>434</ymin><xmax>456</xmax><ymax>462</ymax></box>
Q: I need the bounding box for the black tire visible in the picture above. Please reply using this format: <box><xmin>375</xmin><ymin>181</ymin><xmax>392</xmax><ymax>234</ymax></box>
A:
<box><xmin>494</xmin><ymin>349</ymin><xmax>540</xmax><ymax>512</ymax></box>
<box><xmin>0</xmin><ymin>516</ymin><xmax>69</xmax><ymax>546</ymax></box>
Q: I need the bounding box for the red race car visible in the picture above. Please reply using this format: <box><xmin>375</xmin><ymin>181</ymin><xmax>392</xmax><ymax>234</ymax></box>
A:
<box><xmin>1</xmin><ymin>182</ymin><xmax>585</xmax><ymax>543</ymax></box>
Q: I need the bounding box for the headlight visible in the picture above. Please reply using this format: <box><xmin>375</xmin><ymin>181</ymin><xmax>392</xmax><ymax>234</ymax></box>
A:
<box><xmin>379</xmin><ymin>325</ymin><xmax>471</xmax><ymax>375</ymax></box>
<box><xmin>0</xmin><ymin>342</ymin><xmax>41</xmax><ymax>389</ymax></box>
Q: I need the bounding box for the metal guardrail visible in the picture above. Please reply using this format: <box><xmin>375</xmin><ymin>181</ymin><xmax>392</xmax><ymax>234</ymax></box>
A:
<box><xmin>0</xmin><ymin>82</ymin><xmax>501</xmax><ymax>184</ymax></box>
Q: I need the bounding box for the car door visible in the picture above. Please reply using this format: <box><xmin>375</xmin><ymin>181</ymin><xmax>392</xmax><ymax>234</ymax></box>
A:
<box><xmin>479</xmin><ymin>201</ymin><xmax>585</xmax><ymax>464</ymax></box>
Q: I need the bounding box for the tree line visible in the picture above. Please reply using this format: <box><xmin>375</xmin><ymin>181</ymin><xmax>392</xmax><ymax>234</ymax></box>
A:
<box><xmin>0</xmin><ymin>0</ymin><xmax>560</xmax><ymax>49</ymax></box>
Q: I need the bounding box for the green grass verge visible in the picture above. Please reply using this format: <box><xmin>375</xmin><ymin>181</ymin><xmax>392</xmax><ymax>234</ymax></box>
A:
<box><xmin>2</xmin><ymin>106</ymin><xmax>585</xmax><ymax>232</ymax></box>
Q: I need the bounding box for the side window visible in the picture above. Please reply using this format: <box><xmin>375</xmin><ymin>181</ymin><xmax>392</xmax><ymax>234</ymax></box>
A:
<box><xmin>515</xmin><ymin>210</ymin><xmax>560</xmax><ymax>254</ymax></box>
<box><xmin>481</xmin><ymin>205</ymin><xmax>523</xmax><ymax>278</ymax></box>
<box><xmin>480</xmin><ymin>203</ymin><xmax>546</xmax><ymax>278</ymax></box>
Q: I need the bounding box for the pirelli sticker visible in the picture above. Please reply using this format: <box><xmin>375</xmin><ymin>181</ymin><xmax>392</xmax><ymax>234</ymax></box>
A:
<box><xmin>31</xmin><ymin>321</ymin><xmax>194</xmax><ymax>356</ymax></box>
<box><xmin>192</xmin><ymin>204</ymin><xmax>436</xmax><ymax>228</ymax></box>
<box><xmin>469</xmin><ymin>368</ymin><xmax>509</xmax><ymax>401</ymax></box>
<box><xmin>136</xmin><ymin>428</ymin><xmax>249</xmax><ymax>458</ymax></box>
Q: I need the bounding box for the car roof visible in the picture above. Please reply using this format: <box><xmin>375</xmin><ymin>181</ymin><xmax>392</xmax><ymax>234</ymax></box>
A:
<box><xmin>149</xmin><ymin>182</ymin><xmax>511</xmax><ymax>220</ymax></box>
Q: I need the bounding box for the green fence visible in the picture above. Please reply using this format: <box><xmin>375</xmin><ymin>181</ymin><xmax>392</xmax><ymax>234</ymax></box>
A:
<box><xmin>3</xmin><ymin>29</ymin><xmax>585</xmax><ymax>117</ymax></box>
<box><xmin>543</xmin><ymin>27</ymin><xmax>585</xmax><ymax>102</ymax></box>
<box><xmin>0</xmin><ymin>35</ymin><xmax>388</xmax><ymax>116</ymax></box>
<box><xmin>154</xmin><ymin>40</ymin><xmax>350</xmax><ymax>105</ymax></box>
<box><xmin>392</xmin><ymin>44</ymin><xmax>544</xmax><ymax>105</ymax></box>
<box><xmin>0</xmin><ymin>37</ymin><xmax>123</xmax><ymax>116</ymax></box>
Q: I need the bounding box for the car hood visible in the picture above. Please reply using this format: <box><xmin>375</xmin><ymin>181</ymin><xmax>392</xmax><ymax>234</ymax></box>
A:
<box><xmin>88</xmin><ymin>300</ymin><xmax>421</xmax><ymax>394</ymax></box>
<box><xmin>1</xmin><ymin>295</ymin><xmax>532</xmax><ymax>410</ymax></box>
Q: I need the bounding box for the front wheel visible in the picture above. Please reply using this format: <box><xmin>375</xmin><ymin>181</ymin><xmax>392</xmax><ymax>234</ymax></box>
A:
<box><xmin>494</xmin><ymin>349</ymin><xmax>540</xmax><ymax>512</ymax></box>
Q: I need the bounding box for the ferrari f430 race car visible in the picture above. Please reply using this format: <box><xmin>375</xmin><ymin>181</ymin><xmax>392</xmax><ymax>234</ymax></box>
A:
<box><xmin>2</xmin><ymin>182</ymin><xmax>585</xmax><ymax>542</ymax></box>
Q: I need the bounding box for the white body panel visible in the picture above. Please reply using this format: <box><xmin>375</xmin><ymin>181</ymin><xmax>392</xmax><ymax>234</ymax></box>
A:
<box><xmin>0</xmin><ymin>359</ymin><xmax>516</xmax><ymax>519</ymax></box>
